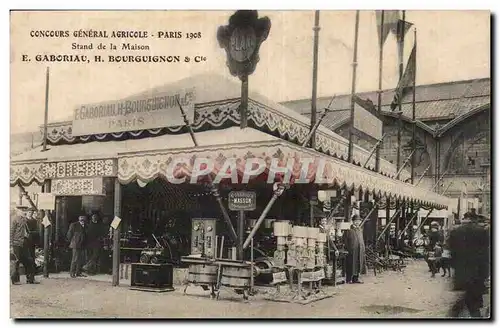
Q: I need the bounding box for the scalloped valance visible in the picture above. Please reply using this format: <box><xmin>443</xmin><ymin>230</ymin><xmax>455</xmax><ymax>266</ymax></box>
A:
<box><xmin>115</xmin><ymin>144</ymin><xmax>447</xmax><ymax>209</ymax></box>
<box><xmin>40</xmin><ymin>99</ymin><xmax>411</xmax><ymax>182</ymax></box>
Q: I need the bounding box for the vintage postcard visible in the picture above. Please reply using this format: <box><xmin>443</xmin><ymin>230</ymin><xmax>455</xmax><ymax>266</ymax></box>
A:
<box><xmin>9</xmin><ymin>10</ymin><xmax>491</xmax><ymax>319</ymax></box>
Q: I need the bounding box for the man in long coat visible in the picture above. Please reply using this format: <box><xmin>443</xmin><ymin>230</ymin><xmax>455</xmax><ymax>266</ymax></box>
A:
<box><xmin>67</xmin><ymin>215</ymin><xmax>88</xmax><ymax>277</ymax></box>
<box><xmin>10</xmin><ymin>207</ymin><xmax>38</xmax><ymax>284</ymax></box>
<box><xmin>83</xmin><ymin>213</ymin><xmax>104</xmax><ymax>275</ymax></box>
<box><xmin>343</xmin><ymin>214</ymin><xmax>366</xmax><ymax>284</ymax></box>
<box><xmin>448</xmin><ymin>211</ymin><xmax>490</xmax><ymax>318</ymax></box>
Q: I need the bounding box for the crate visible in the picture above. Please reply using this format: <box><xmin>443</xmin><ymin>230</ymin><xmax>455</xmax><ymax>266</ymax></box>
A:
<box><xmin>130</xmin><ymin>263</ymin><xmax>174</xmax><ymax>292</ymax></box>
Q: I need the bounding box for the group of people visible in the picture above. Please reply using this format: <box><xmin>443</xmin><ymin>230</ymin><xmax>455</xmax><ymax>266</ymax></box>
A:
<box><xmin>67</xmin><ymin>213</ymin><xmax>111</xmax><ymax>278</ymax></box>
<box><xmin>423</xmin><ymin>209</ymin><xmax>490</xmax><ymax>317</ymax></box>
<box><xmin>11</xmin><ymin>207</ymin><xmax>111</xmax><ymax>284</ymax></box>
<box><xmin>11</xmin><ymin>202</ymin><xmax>490</xmax><ymax>318</ymax></box>
<box><xmin>334</xmin><ymin>208</ymin><xmax>490</xmax><ymax>318</ymax></box>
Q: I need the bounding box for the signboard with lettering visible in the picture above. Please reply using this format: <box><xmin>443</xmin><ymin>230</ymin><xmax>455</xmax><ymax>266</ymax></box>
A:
<box><xmin>228</xmin><ymin>191</ymin><xmax>257</xmax><ymax>211</ymax></box>
<box><xmin>52</xmin><ymin>177</ymin><xmax>104</xmax><ymax>196</ymax></box>
<box><xmin>43</xmin><ymin>159</ymin><xmax>117</xmax><ymax>179</ymax></box>
<box><xmin>353</xmin><ymin>103</ymin><xmax>383</xmax><ymax>141</ymax></box>
<box><xmin>72</xmin><ymin>87</ymin><xmax>196</xmax><ymax>136</ymax></box>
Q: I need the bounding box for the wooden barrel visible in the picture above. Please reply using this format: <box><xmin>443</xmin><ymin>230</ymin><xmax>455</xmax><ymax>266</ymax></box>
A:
<box><xmin>220</xmin><ymin>265</ymin><xmax>252</xmax><ymax>288</ymax></box>
<box><xmin>187</xmin><ymin>264</ymin><xmax>218</xmax><ymax>285</ymax></box>
<box><xmin>255</xmin><ymin>258</ymin><xmax>275</xmax><ymax>272</ymax></box>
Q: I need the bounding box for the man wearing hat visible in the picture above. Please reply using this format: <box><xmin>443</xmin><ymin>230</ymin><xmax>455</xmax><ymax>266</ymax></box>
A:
<box><xmin>448</xmin><ymin>209</ymin><xmax>490</xmax><ymax>317</ymax></box>
<box><xmin>429</xmin><ymin>221</ymin><xmax>444</xmax><ymax>249</ymax></box>
<box><xmin>67</xmin><ymin>215</ymin><xmax>88</xmax><ymax>278</ymax></box>
<box><xmin>423</xmin><ymin>221</ymin><xmax>443</xmax><ymax>272</ymax></box>
<box><xmin>10</xmin><ymin>206</ymin><xmax>38</xmax><ymax>284</ymax></box>
<box><xmin>343</xmin><ymin>214</ymin><xmax>366</xmax><ymax>283</ymax></box>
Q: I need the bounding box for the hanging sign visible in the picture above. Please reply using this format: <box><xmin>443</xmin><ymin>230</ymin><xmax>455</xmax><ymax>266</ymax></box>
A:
<box><xmin>36</xmin><ymin>193</ymin><xmax>56</xmax><ymax>210</ymax></box>
<box><xmin>111</xmin><ymin>216</ymin><xmax>122</xmax><ymax>230</ymax></box>
<box><xmin>228</xmin><ymin>191</ymin><xmax>257</xmax><ymax>211</ymax></box>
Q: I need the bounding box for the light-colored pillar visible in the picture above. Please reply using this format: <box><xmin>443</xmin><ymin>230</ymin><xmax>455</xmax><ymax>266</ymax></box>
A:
<box><xmin>112</xmin><ymin>179</ymin><xmax>122</xmax><ymax>287</ymax></box>
<box><xmin>43</xmin><ymin>180</ymin><xmax>51</xmax><ymax>278</ymax></box>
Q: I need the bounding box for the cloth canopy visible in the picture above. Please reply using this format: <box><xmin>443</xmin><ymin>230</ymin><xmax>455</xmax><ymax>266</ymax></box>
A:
<box><xmin>11</xmin><ymin>127</ymin><xmax>449</xmax><ymax>209</ymax></box>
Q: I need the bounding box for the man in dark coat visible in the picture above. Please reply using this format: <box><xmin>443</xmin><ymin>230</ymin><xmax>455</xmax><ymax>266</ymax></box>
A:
<box><xmin>428</xmin><ymin>221</ymin><xmax>444</xmax><ymax>249</ymax></box>
<box><xmin>10</xmin><ymin>207</ymin><xmax>38</xmax><ymax>284</ymax></box>
<box><xmin>425</xmin><ymin>221</ymin><xmax>444</xmax><ymax>272</ymax></box>
<box><xmin>343</xmin><ymin>214</ymin><xmax>366</xmax><ymax>284</ymax></box>
<box><xmin>83</xmin><ymin>213</ymin><xmax>103</xmax><ymax>275</ymax></box>
<box><xmin>67</xmin><ymin>215</ymin><xmax>88</xmax><ymax>277</ymax></box>
<box><xmin>448</xmin><ymin>211</ymin><xmax>490</xmax><ymax>318</ymax></box>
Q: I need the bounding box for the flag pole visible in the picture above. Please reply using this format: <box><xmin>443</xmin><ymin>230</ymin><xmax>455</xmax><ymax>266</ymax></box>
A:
<box><xmin>394</xmin><ymin>10</ymin><xmax>406</xmax><ymax>244</ymax></box>
<box><xmin>347</xmin><ymin>10</ymin><xmax>360</xmax><ymax>163</ymax></box>
<box><xmin>42</xmin><ymin>67</ymin><xmax>50</xmax><ymax>152</ymax></box>
<box><xmin>310</xmin><ymin>10</ymin><xmax>320</xmax><ymax>149</ymax></box>
<box><xmin>411</xmin><ymin>28</ymin><xmax>417</xmax><ymax>185</ymax></box>
<box><xmin>409</xmin><ymin>28</ymin><xmax>417</xmax><ymax>244</ymax></box>
<box><xmin>396</xmin><ymin>10</ymin><xmax>406</xmax><ymax>178</ymax></box>
<box><xmin>375</xmin><ymin>10</ymin><xmax>385</xmax><ymax>173</ymax></box>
